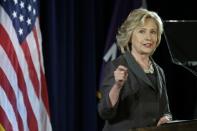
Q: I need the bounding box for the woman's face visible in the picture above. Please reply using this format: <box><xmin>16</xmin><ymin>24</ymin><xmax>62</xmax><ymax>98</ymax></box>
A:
<box><xmin>130</xmin><ymin>18</ymin><xmax>158</xmax><ymax>56</ymax></box>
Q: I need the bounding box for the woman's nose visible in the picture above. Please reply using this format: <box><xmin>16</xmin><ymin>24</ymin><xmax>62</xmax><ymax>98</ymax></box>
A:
<box><xmin>145</xmin><ymin>32</ymin><xmax>151</xmax><ymax>40</ymax></box>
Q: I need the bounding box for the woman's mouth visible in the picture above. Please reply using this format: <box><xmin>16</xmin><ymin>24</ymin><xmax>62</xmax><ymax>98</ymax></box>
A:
<box><xmin>143</xmin><ymin>43</ymin><xmax>153</xmax><ymax>48</ymax></box>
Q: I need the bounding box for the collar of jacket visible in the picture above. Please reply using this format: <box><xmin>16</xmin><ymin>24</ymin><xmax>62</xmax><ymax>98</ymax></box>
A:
<box><xmin>123</xmin><ymin>51</ymin><xmax>157</xmax><ymax>90</ymax></box>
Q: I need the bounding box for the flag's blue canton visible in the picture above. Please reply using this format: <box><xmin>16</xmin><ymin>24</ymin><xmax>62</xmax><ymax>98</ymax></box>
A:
<box><xmin>0</xmin><ymin>0</ymin><xmax>38</xmax><ymax>43</ymax></box>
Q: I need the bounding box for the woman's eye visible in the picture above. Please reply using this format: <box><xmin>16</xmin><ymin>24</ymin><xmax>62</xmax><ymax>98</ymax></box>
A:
<box><xmin>139</xmin><ymin>30</ymin><xmax>145</xmax><ymax>33</ymax></box>
<box><xmin>151</xmin><ymin>30</ymin><xmax>157</xmax><ymax>34</ymax></box>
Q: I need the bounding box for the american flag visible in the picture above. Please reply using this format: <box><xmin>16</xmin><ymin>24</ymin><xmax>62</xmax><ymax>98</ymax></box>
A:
<box><xmin>0</xmin><ymin>0</ymin><xmax>52</xmax><ymax>131</ymax></box>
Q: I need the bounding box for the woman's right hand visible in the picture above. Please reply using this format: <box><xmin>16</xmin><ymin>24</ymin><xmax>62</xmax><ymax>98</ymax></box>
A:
<box><xmin>114</xmin><ymin>65</ymin><xmax>128</xmax><ymax>88</ymax></box>
<box><xmin>109</xmin><ymin>65</ymin><xmax>128</xmax><ymax>107</ymax></box>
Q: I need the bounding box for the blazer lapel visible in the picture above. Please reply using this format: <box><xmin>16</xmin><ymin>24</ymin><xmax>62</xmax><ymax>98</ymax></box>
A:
<box><xmin>152</xmin><ymin>62</ymin><xmax>163</xmax><ymax>96</ymax></box>
<box><xmin>124</xmin><ymin>52</ymin><xmax>154</xmax><ymax>88</ymax></box>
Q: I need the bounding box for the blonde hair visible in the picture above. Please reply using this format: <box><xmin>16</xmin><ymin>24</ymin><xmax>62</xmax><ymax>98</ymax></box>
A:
<box><xmin>116</xmin><ymin>8</ymin><xmax>163</xmax><ymax>53</ymax></box>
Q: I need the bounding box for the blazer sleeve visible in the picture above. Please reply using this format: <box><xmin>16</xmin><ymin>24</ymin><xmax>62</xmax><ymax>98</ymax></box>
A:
<box><xmin>98</xmin><ymin>61</ymin><xmax>120</xmax><ymax>120</ymax></box>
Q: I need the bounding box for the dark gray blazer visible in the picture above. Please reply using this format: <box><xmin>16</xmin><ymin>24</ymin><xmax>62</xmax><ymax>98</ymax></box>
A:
<box><xmin>98</xmin><ymin>52</ymin><xmax>171</xmax><ymax>131</ymax></box>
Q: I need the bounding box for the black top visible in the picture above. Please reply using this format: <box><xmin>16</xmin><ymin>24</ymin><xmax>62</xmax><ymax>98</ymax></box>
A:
<box><xmin>146</xmin><ymin>70</ymin><xmax>157</xmax><ymax>91</ymax></box>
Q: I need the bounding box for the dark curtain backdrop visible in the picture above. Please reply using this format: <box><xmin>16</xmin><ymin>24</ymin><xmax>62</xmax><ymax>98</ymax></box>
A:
<box><xmin>40</xmin><ymin>0</ymin><xmax>98</xmax><ymax>130</ymax></box>
<box><xmin>40</xmin><ymin>0</ymin><xmax>111</xmax><ymax>130</ymax></box>
<box><xmin>39</xmin><ymin>0</ymin><xmax>197</xmax><ymax>131</ymax></box>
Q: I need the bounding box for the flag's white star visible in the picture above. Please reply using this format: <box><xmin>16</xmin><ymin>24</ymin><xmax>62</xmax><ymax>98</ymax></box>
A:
<box><xmin>12</xmin><ymin>11</ymin><xmax>17</xmax><ymax>18</ymax></box>
<box><xmin>19</xmin><ymin>14</ymin><xmax>24</xmax><ymax>22</ymax></box>
<box><xmin>13</xmin><ymin>0</ymin><xmax>18</xmax><ymax>4</ymax></box>
<box><xmin>33</xmin><ymin>9</ymin><xmax>36</xmax><ymax>15</ymax></box>
<box><xmin>27</xmin><ymin>18</ymin><xmax>31</xmax><ymax>25</ymax></box>
<box><xmin>18</xmin><ymin>28</ymin><xmax>23</xmax><ymax>35</ymax></box>
<box><xmin>20</xmin><ymin>1</ymin><xmax>24</xmax><ymax>9</ymax></box>
<box><xmin>28</xmin><ymin>5</ymin><xmax>32</xmax><ymax>12</ymax></box>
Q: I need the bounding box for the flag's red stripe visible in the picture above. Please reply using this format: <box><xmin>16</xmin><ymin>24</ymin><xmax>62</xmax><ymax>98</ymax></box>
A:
<box><xmin>0</xmin><ymin>107</ymin><xmax>13</xmax><ymax>131</ymax></box>
<box><xmin>33</xmin><ymin>27</ymin><xmax>50</xmax><ymax>115</ymax></box>
<box><xmin>0</xmin><ymin>69</ymin><xmax>24</xmax><ymax>131</ymax></box>
<box><xmin>0</xmin><ymin>25</ymin><xmax>38</xmax><ymax>131</ymax></box>
<box><xmin>21</xmin><ymin>40</ymin><xmax>40</xmax><ymax>98</ymax></box>
<box><xmin>41</xmin><ymin>71</ymin><xmax>50</xmax><ymax>115</ymax></box>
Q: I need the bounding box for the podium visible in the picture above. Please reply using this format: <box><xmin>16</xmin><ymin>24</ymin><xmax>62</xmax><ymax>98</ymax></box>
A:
<box><xmin>129</xmin><ymin>120</ymin><xmax>197</xmax><ymax>131</ymax></box>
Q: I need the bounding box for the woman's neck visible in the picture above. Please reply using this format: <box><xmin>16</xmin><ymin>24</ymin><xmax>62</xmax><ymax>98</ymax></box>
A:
<box><xmin>131</xmin><ymin>51</ymin><xmax>151</xmax><ymax>70</ymax></box>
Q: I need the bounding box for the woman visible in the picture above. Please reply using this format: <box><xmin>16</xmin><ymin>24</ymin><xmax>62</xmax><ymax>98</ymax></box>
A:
<box><xmin>98</xmin><ymin>8</ymin><xmax>172</xmax><ymax>131</ymax></box>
